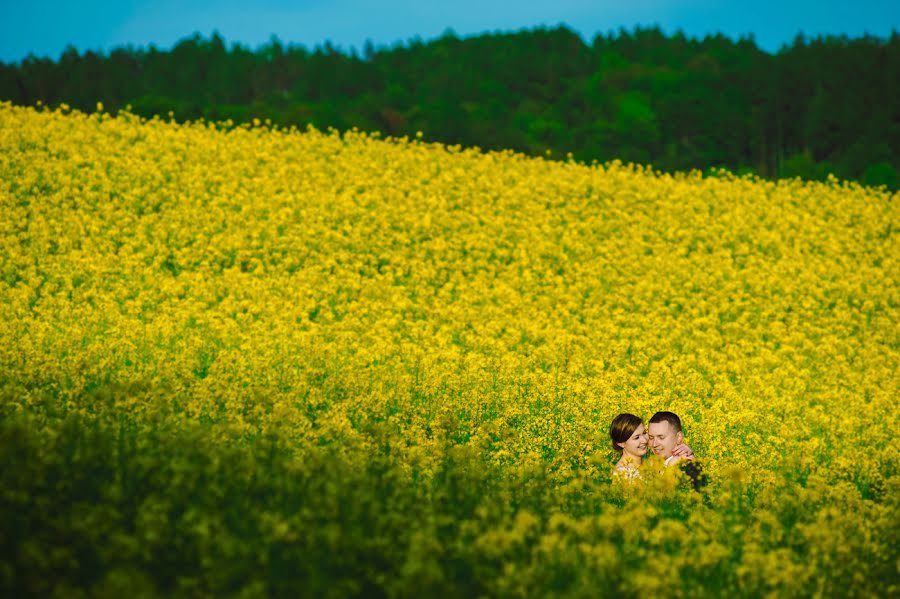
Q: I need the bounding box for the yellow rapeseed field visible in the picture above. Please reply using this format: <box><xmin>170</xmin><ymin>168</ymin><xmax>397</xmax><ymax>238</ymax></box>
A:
<box><xmin>1</xmin><ymin>101</ymin><xmax>897</xmax><ymax>597</ymax></box>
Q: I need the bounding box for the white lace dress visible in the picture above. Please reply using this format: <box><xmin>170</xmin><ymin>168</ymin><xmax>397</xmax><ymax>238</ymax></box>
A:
<box><xmin>613</xmin><ymin>461</ymin><xmax>641</xmax><ymax>480</ymax></box>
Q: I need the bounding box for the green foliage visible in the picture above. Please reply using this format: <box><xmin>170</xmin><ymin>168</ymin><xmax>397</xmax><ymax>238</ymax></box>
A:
<box><xmin>862</xmin><ymin>161</ymin><xmax>899</xmax><ymax>189</ymax></box>
<box><xmin>2</xmin><ymin>26</ymin><xmax>897</xmax><ymax>188</ymax></box>
<box><xmin>1</xmin><ymin>401</ymin><xmax>897</xmax><ymax>598</ymax></box>
<box><xmin>779</xmin><ymin>150</ymin><xmax>835</xmax><ymax>181</ymax></box>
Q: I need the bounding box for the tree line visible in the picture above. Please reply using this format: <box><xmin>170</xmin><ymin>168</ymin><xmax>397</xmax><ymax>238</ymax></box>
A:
<box><xmin>2</xmin><ymin>25</ymin><xmax>897</xmax><ymax>188</ymax></box>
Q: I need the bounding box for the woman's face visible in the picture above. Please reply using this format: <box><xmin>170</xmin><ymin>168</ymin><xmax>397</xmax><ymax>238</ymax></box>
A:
<box><xmin>619</xmin><ymin>423</ymin><xmax>648</xmax><ymax>457</ymax></box>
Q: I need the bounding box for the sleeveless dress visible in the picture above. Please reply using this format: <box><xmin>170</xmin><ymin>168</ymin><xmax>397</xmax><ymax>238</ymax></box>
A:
<box><xmin>613</xmin><ymin>460</ymin><xmax>641</xmax><ymax>480</ymax></box>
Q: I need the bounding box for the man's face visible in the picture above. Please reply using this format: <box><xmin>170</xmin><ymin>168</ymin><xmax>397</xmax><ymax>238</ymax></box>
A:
<box><xmin>648</xmin><ymin>421</ymin><xmax>683</xmax><ymax>458</ymax></box>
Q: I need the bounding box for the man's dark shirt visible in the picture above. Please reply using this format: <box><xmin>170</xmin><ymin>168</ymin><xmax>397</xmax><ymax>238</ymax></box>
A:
<box><xmin>679</xmin><ymin>460</ymin><xmax>708</xmax><ymax>491</ymax></box>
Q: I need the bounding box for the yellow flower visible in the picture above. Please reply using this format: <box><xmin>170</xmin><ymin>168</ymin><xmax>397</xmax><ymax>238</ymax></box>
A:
<box><xmin>0</xmin><ymin>100</ymin><xmax>896</xmax><ymax>589</ymax></box>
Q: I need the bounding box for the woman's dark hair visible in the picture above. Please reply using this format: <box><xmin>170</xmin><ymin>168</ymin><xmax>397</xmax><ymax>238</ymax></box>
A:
<box><xmin>610</xmin><ymin>413</ymin><xmax>643</xmax><ymax>452</ymax></box>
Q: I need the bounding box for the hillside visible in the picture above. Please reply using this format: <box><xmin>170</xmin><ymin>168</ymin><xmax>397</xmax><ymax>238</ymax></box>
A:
<box><xmin>1</xmin><ymin>102</ymin><xmax>897</xmax><ymax>597</ymax></box>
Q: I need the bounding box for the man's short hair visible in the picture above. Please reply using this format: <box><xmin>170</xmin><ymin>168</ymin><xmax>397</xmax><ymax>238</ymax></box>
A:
<box><xmin>649</xmin><ymin>411</ymin><xmax>682</xmax><ymax>433</ymax></box>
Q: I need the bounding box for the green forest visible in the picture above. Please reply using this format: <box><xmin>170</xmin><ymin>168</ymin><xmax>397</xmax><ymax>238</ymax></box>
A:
<box><xmin>2</xmin><ymin>25</ymin><xmax>897</xmax><ymax>188</ymax></box>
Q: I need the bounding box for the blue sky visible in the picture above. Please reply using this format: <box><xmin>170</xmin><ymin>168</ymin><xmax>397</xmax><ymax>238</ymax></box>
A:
<box><xmin>1</xmin><ymin>0</ymin><xmax>898</xmax><ymax>63</ymax></box>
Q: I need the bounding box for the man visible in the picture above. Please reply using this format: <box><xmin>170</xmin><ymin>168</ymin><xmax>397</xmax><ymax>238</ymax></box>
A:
<box><xmin>648</xmin><ymin>411</ymin><xmax>692</xmax><ymax>465</ymax></box>
<box><xmin>648</xmin><ymin>411</ymin><xmax>707</xmax><ymax>490</ymax></box>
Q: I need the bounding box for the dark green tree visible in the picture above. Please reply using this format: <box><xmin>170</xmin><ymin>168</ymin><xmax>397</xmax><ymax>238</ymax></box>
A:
<box><xmin>2</xmin><ymin>25</ymin><xmax>896</xmax><ymax>188</ymax></box>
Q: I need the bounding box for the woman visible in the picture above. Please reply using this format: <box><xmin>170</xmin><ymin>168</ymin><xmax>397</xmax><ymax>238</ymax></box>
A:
<box><xmin>609</xmin><ymin>412</ymin><xmax>695</xmax><ymax>479</ymax></box>
<box><xmin>610</xmin><ymin>413</ymin><xmax>648</xmax><ymax>479</ymax></box>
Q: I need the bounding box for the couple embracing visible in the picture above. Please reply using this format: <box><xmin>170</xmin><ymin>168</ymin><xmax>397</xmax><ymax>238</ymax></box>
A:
<box><xmin>610</xmin><ymin>411</ymin><xmax>706</xmax><ymax>489</ymax></box>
